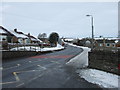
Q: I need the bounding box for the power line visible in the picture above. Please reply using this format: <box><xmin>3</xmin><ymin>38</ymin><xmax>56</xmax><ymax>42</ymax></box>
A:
<box><xmin>2</xmin><ymin>11</ymin><xmax>42</xmax><ymax>22</ymax></box>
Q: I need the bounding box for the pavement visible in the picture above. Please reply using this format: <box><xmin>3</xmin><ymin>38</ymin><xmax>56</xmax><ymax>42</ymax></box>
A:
<box><xmin>2</xmin><ymin>45</ymin><xmax>101</xmax><ymax>88</ymax></box>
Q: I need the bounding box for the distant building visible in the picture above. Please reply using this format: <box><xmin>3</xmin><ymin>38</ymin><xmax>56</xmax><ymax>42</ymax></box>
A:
<box><xmin>95</xmin><ymin>39</ymin><xmax>116</xmax><ymax>47</ymax></box>
<box><xmin>73</xmin><ymin>37</ymin><xmax>116</xmax><ymax>48</ymax></box>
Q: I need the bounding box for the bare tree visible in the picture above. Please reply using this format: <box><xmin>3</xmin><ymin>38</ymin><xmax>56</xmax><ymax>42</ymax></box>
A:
<box><xmin>38</xmin><ymin>33</ymin><xmax>47</xmax><ymax>42</ymax></box>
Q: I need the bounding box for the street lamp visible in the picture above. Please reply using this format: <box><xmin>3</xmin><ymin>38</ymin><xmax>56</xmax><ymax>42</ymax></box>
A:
<box><xmin>86</xmin><ymin>14</ymin><xmax>94</xmax><ymax>50</ymax></box>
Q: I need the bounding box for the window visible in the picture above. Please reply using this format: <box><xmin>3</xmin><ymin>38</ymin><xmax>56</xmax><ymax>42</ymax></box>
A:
<box><xmin>106</xmin><ymin>43</ymin><xmax>110</xmax><ymax>47</ymax></box>
<box><xmin>0</xmin><ymin>35</ymin><xmax>7</xmax><ymax>41</ymax></box>
<box><xmin>99</xmin><ymin>44</ymin><xmax>103</xmax><ymax>47</ymax></box>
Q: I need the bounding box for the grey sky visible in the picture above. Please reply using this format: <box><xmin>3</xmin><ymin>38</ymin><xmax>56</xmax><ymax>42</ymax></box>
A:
<box><xmin>1</xmin><ymin>2</ymin><xmax>118</xmax><ymax>38</ymax></box>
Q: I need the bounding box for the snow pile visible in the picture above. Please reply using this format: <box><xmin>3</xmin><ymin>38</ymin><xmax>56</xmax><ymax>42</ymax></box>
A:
<box><xmin>41</xmin><ymin>44</ymin><xmax>64</xmax><ymax>52</ymax></box>
<box><xmin>76</xmin><ymin>69</ymin><xmax>119</xmax><ymax>88</ymax></box>
<box><xmin>66</xmin><ymin>43</ymin><xmax>91</xmax><ymax>68</ymax></box>
<box><xmin>10</xmin><ymin>44</ymin><xmax>64</xmax><ymax>52</ymax></box>
<box><xmin>10</xmin><ymin>46</ymin><xmax>37</xmax><ymax>51</ymax></box>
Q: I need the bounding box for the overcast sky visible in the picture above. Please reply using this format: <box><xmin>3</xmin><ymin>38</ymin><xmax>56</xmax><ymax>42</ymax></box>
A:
<box><xmin>0</xmin><ymin>2</ymin><xmax>118</xmax><ymax>38</ymax></box>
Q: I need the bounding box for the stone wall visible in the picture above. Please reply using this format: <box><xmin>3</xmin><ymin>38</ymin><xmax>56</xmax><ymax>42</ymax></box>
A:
<box><xmin>88</xmin><ymin>50</ymin><xmax>119</xmax><ymax>75</ymax></box>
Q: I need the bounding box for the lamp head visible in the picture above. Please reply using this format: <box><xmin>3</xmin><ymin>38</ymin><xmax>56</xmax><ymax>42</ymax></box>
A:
<box><xmin>86</xmin><ymin>15</ymin><xmax>91</xmax><ymax>17</ymax></box>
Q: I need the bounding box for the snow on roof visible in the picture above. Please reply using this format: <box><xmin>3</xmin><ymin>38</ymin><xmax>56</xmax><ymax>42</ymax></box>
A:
<box><xmin>94</xmin><ymin>37</ymin><xmax>118</xmax><ymax>40</ymax></box>
<box><xmin>0</xmin><ymin>26</ymin><xmax>15</xmax><ymax>36</ymax></box>
<box><xmin>26</xmin><ymin>34</ymin><xmax>42</xmax><ymax>42</ymax></box>
<box><xmin>64</xmin><ymin>38</ymin><xmax>74</xmax><ymax>41</ymax></box>
<box><xmin>0</xmin><ymin>28</ymin><xmax>6</xmax><ymax>33</ymax></box>
<box><xmin>78</xmin><ymin>38</ymin><xmax>83</xmax><ymax>40</ymax></box>
<box><xmin>30</xmin><ymin>38</ymin><xmax>42</xmax><ymax>42</ymax></box>
<box><xmin>106</xmin><ymin>37</ymin><xmax>118</xmax><ymax>40</ymax></box>
<box><xmin>10</xmin><ymin>30</ymin><xmax>28</xmax><ymax>38</ymax></box>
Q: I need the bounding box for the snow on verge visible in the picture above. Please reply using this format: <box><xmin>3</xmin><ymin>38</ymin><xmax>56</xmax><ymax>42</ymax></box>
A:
<box><xmin>66</xmin><ymin>43</ymin><xmax>91</xmax><ymax>68</ymax></box>
<box><xmin>10</xmin><ymin>44</ymin><xmax>64</xmax><ymax>52</ymax></box>
<box><xmin>76</xmin><ymin>69</ymin><xmax>119</xmax><ymax>88</ymax></box>
<box><xmin>41</xmin><ymin>44</ymin><xmax>64</xmax><ymax>52</ymax></box>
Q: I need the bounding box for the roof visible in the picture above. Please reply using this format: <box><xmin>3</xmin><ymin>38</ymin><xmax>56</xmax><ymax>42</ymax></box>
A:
<box><xmin>0</xmin><ymin>26</ymin><xmax>42</xmax><ymax>42</ymax></box>
<box><xmin>0</xmin><ymin>26</ymin><xmax>15</xmax><ymax>36</ymax></box>
<box><xmin>94</xmin><ymin>37</ymin><xmax>118</xmax><ymax>40</ymax></box>
<box><xmin>10</xmin><ymin>30</ymin><xmax>28</xmax><ymax>39</ymax></box>
<box><xmin>96</xmin><ymin>39</ymin><xmax>115</xmax><ymax>43</ymax></box>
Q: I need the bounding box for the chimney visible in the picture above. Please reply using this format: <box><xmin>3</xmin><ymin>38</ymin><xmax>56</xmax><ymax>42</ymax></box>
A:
<box><xmin>28</xmin><ymin>33</ymin><xmax>30</xmax><ymax>36</ymax></box>
<box><xmin>14</xmin><ymin>28</ymin><xmax>17</xmax><ymax>32</ymax></box>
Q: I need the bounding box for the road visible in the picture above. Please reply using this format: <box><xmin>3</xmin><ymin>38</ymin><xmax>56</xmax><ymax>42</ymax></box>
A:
<box><xmin>2</xmin><ymin>45</ymin><xmax>101</xmax><ymax>88</ymax></box>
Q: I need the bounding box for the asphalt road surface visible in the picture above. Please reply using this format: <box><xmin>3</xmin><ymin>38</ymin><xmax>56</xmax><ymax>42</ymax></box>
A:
<box><xmin>2</xmin><ymin>45</ymin><xmax>101</xmax><ymax>88</ymax></box>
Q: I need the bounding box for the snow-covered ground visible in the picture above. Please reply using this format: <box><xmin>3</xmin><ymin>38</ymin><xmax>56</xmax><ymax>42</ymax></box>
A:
<box><xmin>10</xmin><ymin>44</ymin><xmax>64</xmax><ymax>52</ymax></box>
<box><xmin>76</xmin><ymin>69</ymin><xmax>119</xmax><ymax>88</ymax></box>
<box><xmin>41</xmin><ymin>44</ymin><xmax>64</xmax><ymax>52</ymax></box>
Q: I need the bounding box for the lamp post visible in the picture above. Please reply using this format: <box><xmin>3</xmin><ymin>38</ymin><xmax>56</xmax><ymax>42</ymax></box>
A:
<box><xmin>86</xmin><ymin>14</ymin><xmax>94</xmax><ymax>50</ymax></box>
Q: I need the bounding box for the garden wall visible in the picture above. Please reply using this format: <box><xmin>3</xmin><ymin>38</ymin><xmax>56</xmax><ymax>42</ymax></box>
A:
<box><xmin>88</xmin><ymin>50</ymin><xmax>119</xmax><ymax>75</ymax></box>
<box><xmin>2</xmin><ymin>51</ymin><xmax>37</xmax><ymax>60</ymax></box>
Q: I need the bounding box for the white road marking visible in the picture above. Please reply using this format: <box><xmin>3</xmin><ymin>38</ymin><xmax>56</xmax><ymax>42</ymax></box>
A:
<box><xmin>51</xmin><ymin>61</ymin><xmax>60</xmax><ymax>64</ymax></box>
<box><xmin>16</xmin><ymin>69</ymin><xmax>43</xmax><ymax>73</ymax></box>
<box><xmin>17</xmin><ymin>64</ymin><xmax>20</xmax><ymax>66</ymax></box>
<box><xmin>16</xmin><ymin>83</ymin><xmax>24</xmax><ymax>87</ymax></box>
<box><xmin>27</xmin><ymin>73</ymin><xmax>43</xmax><ymax>83</ymax></box>
<box><xmin>0</xmin><ymin>81</ymin><xmax>18</xmax><ymax>85</ymax></box>
<box><xmin>37</xmin><ymin>65</ymin><xmax>47</xmax><ymax>70</ymax></box>
<box><xmin>29</xmin><ymin>61</ymin><xmax>32</xmax><ymax>63</ymax></box>
<box><xmin>3</xmin><ymin>64</ymin><xmax>21</xmax><ymax>70</ymax></box>
<box><xmin>28</xmin><ymin>60</ymin><xmax>42</xmax><ymax>63</ymax></box>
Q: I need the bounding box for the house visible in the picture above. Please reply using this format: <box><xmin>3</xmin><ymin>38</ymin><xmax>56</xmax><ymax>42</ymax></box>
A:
<box><xmin>0</xmin><ymin>26</ymin><xmax>18</xmax><ymax>50</ymax></box>
<box><xmin>75</xmin><ymin>38</ymin><xmax>92</xmax><ymax>47</ymax></box>
<box><xmin>95</xmin><ymin>38</ymin><xmax>116</xmax><ymax>47</ymax></box>
<box><xmin>0</xmin><ymin>26</ymin><xmax>18</xmax><ymax>43</ymax></box>
<box><xmin>12</xmin><ymin>29</ymin><xmax>42</xmax><ymax>44</ymax></box>
<box><xmin>0</xmin><ymin>26</ymin><xmax>42</xmax><ymax>44</ymax></box>
<box><xmin>26</xmin><ymin>33</ymin><xmax>42</xmax><ymax>44</ymax></box>
<box><xmin>10</xmin><ymin>29</ymin><xmax>30</xmax><ymax>44</ymax></box>
<box><xmin>74</xmin><ymin>37</ymin><xmax>116</xmax><ymax>48</ymax></box>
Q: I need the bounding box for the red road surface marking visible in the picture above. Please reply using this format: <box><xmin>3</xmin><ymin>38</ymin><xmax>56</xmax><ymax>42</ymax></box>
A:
<box><xmin>30</xmin><ymin>55</ymin><xmax>74</xmax><ymax>59</ymax></box>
